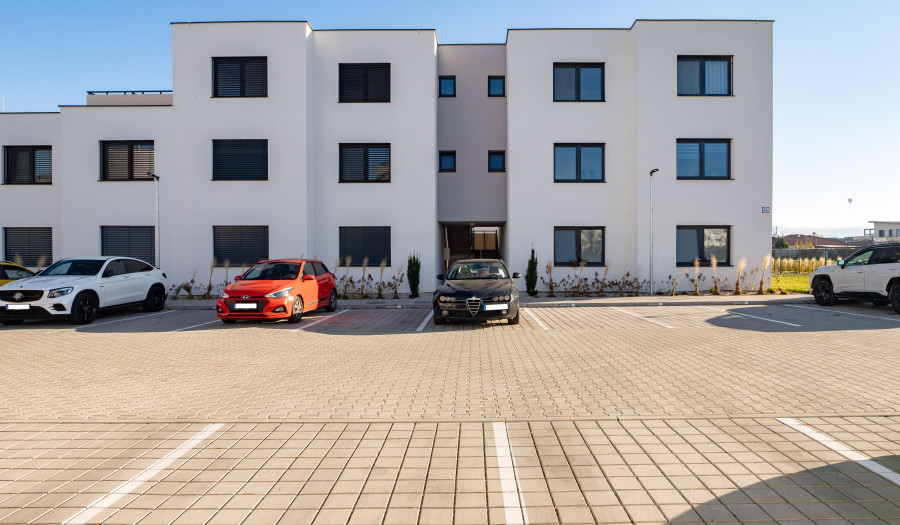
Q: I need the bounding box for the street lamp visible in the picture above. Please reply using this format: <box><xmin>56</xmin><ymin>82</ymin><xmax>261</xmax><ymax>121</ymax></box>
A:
<box><xmin>649</xmin><ymin>168</ymin><xmax>659</xmax><ymax>295</ymax></box>
<box><xmin>148</xmin><ymin>173</ymin><xmax>160</xmax><ymax>268</ymax></box>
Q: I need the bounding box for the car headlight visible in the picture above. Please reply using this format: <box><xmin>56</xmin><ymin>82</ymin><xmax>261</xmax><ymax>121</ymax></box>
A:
<box><xmin>504</xmin><ymin>295</ymin><xmax>510</xmax><ymax>301</ymax></box>
<box><xmin>221</xmin><ymin>291</ymin><xmax>230</xmax><ymax>298</ymax></box>
<box><xmin>265</xmin><ymin>287</ymin><xmax>292</xmax><ymax>299</ymax></box>
<box><xmin>48</xmin><ymin>287</ymin><xmax>73</xmax><ymax>299</ymax></box>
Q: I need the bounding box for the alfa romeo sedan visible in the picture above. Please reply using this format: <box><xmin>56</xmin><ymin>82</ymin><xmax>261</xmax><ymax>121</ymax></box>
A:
<box><xmin>433</xmin><ymin>259</ymin><xmax>521</xmax><ymax>325</ymax></box>
<box><xmin>0</xmin><ymin>256</ymin><xmax>167</xmax><ymax>325</ymax></box>
<box><xmin>216</xmin><ymin>259</ymin><xmax>337</xmax><ymax>324</ymax></box>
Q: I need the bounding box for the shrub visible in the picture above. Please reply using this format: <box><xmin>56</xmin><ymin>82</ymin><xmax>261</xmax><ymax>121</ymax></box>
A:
<box><xmin>525</xmin><ymin>248</ymin><xmax>538</xmax><ymax>297</ymax></box>
<box><xmin>407</xmin><ymin>253</ymin><xmax>421</xmax><ymax>298</ymax></box>
<box><xmin>540</xmin><ymin>262</ymin><xmax>558</xmax><ymax>297</ymax></box>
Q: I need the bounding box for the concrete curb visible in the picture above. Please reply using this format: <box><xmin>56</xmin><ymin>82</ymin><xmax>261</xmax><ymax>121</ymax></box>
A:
<box><xmin>165</xmin><ymin>294</ymin><xmax>814</xmax><ymax>311</ymax></box>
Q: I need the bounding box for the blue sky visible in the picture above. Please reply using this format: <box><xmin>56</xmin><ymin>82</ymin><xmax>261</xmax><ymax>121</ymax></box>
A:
<box><xmin>2</xmin><ymin>0</ymin><xmax>898</xmax><ymax>238</ymax></box>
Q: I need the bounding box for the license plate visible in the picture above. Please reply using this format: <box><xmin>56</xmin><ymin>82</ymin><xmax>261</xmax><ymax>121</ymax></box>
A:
<box><xmin>484</xmin><ymin>303</ymin><xmax>508</xmax><ymax>311</ymax></box>
<box><xmin>6</xmin><ymin>304</ymin><xmax>29</xmax><ymax>310</ymax></box>
<box><xmin>233</xmin><ymin>303</ymin><xmax>256</xmax><ymax>310</ymax></box>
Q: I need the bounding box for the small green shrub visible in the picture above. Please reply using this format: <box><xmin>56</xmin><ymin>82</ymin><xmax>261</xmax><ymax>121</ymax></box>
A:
<box><xmin>525</xmin><ymin>248</ymin><xmax>538</xmax><ymax>297</ymax></box>
<box><xmin>407</xmin><ymin>253</ymin><xmax>421</xmax><ymax>298</ymax></box>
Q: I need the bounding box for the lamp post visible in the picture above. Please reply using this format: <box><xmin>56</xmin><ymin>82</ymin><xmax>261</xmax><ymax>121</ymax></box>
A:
<box><xmin>649</xmin><ymin>168</ymin><xmax>659</xmax><ymax>295</ymax></box>
<box><xmin>148</xmin><ymin>173</ymin><xmax>160</xmax><ymax>267</ymax></box>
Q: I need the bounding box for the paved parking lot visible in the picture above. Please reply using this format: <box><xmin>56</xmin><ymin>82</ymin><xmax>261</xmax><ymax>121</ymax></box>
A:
<box><xmin>0</xmin><ymin>301</ymin><xmax>898</xmax><ymax>523</ymax></box>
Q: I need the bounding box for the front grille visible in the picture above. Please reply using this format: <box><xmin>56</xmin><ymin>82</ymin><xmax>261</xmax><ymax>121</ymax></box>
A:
<box><xmin>224</xmin><ymin>299</ymin><xmax>267</xmax><ymax>313</ymax></box>
<box><xmin>466</xmin><ymin>297</ymin><xmax>482</xmax><ymax>316</ymax></box>
<box><xmin>0</xmin><ymin>290</ymin><xmax>44</xmax><ymax>302</ymax></box>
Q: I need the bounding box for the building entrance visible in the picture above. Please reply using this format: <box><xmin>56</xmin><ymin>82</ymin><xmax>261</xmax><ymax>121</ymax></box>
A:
<box><xmin>441</xmin><ymin>224</ymin><xmax>503</xmax><ymax>270</ymax></box>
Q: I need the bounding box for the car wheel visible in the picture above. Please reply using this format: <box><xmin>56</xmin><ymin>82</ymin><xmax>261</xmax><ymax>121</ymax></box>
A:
<box><xmin>0</xmin><ymin>320</ymin><xmax>24</xmax><ymax>326</ymax></box>
<box><xmin>288</xmin><ymin>296</ymin><xmax>304</xmax><ymax>324</ymax></box>
<box><xmin>508</xmin><ymin>310</ymin><xmax>520</xmax><ymax>325</ymax></box>
<box><xmin>143</xmin><ymin>285</ymin><xmax>166</xmax><ymax>312</ymax></box>
<box><xmin>70</xmin><ymin>292</ymin><xmax>99</xmax><ymax>324</ymax></box>
<box><xmin>813</xmin><ymin>279</ymin><xmax>836</xmax><ymax>306</ymax></box>
<box><xmin>325</xmin><ymin>289</ymin><xmax>337</xmax><ymax>312</ymax></box>
<box><xmin>221</xmin><ymin>318</ymin><xmax>237</xmax><ymax>324</ymax></box>
<box><xmin>891</xmin><ymin>284</ymin><xmax>900</xmax><ymax>315</ymax></box>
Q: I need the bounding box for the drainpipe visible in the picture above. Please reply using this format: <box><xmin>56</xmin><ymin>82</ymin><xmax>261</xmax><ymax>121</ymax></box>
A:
<box><xmin>649</xmin><ymin>169</ymin><xmax>658</xmax><ymax>295</ymax></box>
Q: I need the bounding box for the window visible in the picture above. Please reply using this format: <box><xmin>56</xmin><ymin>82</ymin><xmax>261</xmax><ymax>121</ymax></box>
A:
<box><xmin>4</xmin><ymin>146</ymin><xmax>51</xmax><ymax>184</ymax></box>
<box><xmin>488</xmin><ymin>76</ymin><xmax>505</xmax><ymax>97</ymax></box>
<box><xmin>554</xmin><ymin>144</ymin><xmax>604</xmax><ymax>182</ymax></box>
<box><xmin>677</xmin><ymin>56</ymin><xmax>732</xmax><ymax>96</ymax></box>
<box><xmin>844</xmin><ymin>249</ymin><xmax>873</xmax><ymax>267</ymax></box>
<box><xmin>439</xmin><ymin>151</ymin><xmax>456</xmax><ymax>172</ymax></box>
<box><xmin>339</xmin><ymin>227</ymin><xmax>391</xmax><ymax>266</ymax></box>
<box><xmin>3</xmin><ymin>227</ymin><xmax>52</xmax><ymax>267</ymax></box>
<box><xmin>553</xmin><ymin>63</ymin><xmax>604</xmax><ymax>102</ymax></box>
<box><xmin>339</xmin><ymin>64</ymin><xmax>390</xmax><ymax>103</ymax></box>
<box><xmin>339</xmin><ymin>144</ymin><xmax>390</xmax><ymax>182</ymax></box>
<box><xmin>213</xmin><ymin>226</ymin><xmax>269</xmax><ymax>267</ymax></box>
<box><xmin>212</xmin><ymin>57</ymin><xmax>267</xmax><ymax>97</ymax></box>
<box><xmin>101</xmin><ymin>141</ymin><xmax>154</xmax><ymax>181</ymax></box>
<box><xmin>101</xmin><ymin>226</ymin><xmax>155</xmax><ymax>266</ymax></box>
<box><xmin>439</xmin><ymin>76</ymin><xmax>456</xmax><ymax>97</ymax></box>
<box><xmin>676</xmin><ymin>139</ymin><xmax>730</xmax><ymax>179</ymax></box>
<box><xmin>878</xmin><ymin>230</ymin><xmax>885</xmax><ymax>237</ymax></box>
<box><xmin>212</xmin><ymin>140</ymin><xmax>268</xmax><ymax>181</ymax></box>
<box><xmin>488</xmin><ymin>151</ymin><xmax>505</xmax><ymax>172</ymax></box>
<box><xmin>554</xmin><ymin>227</ymin><xmax>605</xmax><ymax>266</ymax></box>
<box><xmin>676</xmin><ymin>226</ymin><xmax>730</xmax><ymax>266</ymax></box>
<box><xmin>870</xmin><ymin>246</ymin><xmax>900</xmax><ymax>265</ymax></box>
<box><xmin>312</xmin><ymin>261</ymin><xmax>330</xmax><ymax>275</ymax></box>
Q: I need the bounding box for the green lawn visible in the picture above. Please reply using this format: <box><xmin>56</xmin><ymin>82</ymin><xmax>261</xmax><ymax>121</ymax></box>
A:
<box><xmin>773</xmin><ymin>273</ymin><xmax>811</xmax><ymax>294</ymax></box>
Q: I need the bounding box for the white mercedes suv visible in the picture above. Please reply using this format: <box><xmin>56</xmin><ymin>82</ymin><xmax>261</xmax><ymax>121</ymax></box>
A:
<box><xmin>0</xmin><ymin>257</ymin><xmax>167</xmax><ymax>325</ymax></box>
<box><xmin>809</xmin><ymin>243</ymin><xmax>900</xmax><ymax>313</ymax></box>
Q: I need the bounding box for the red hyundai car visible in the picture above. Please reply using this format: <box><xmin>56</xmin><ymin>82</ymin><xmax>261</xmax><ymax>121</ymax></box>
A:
<box><xmin>216</xmin><ymin>259</ymin><xmax>337</xmax><ymax>324</ymax></box>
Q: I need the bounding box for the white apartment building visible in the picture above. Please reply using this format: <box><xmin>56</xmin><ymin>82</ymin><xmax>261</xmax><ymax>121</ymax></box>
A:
<box><xmin>0</xmin><ymin>19</ymin><xmax>773</xmax><ymax>295</ymax></box>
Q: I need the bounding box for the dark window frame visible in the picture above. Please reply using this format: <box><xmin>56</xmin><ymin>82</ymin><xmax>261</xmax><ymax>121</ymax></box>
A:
<box><xmin>212</xmin><ymin>139</ymin><xmax>269</xmax><ymax>181</ymax></box>
<box><xmin>339</xmin><ymin>63</ymin><xmax>391</xmax><ymax>103</ymax></box>
<box><xmin>553</xmin><ymin>63</ymin><xmax>605</xmax><ymax>102</ymax></box>
<box><xmin>439</xmin><ymin>75</ymin><xmax>456</xmax><ymax>97</ymax></box>
<box><xmin>676</xmin><ymin>225</ymin><xmax>732</xmax><ymax>267</ymax></box>
<box><xmin>553</xmin><ymin>226</ymin><xmax>606</xmax><ymax>267</ymax></box>
<box><xmin>3</xmin><ymin>227</ymin><xmax>52</xmax><ymax>267</ymax></box>
<box><xmin>100</xmin><ymin>141</ymin><xmax>155</xmax><ymax>181</ymax></box>
<box><xmin>439</xmin><ymin>151</ymin><xmax>456</xmax><ymax>172</ymax></box>
<box><xmin>677</xmin><ymin>55</ymin><xmax>733</xmax><ymax>96</ymax></box>
<box><xmin>3</xmin><ymin>146</ymin><xmax>52</xmax><ymax>185</ymax></box>
<box><xmin>339</xmin><ymin>143</ymin><xmax>391</xmax><ymax>183</ymax></box>
<box><xmin>212</xmin><ymin>225</ymin><xmax>269</xmax><ymax>267</ymax></box>
<box><xmin>338</xmin><ymin>226</ymin><xmax>391</xmax><ymax>267</ymax></box>
<box><xmin>676</xmin><ymin>139</ymin><xmax>732</xmax><ymax>180</ymax></box>
<box><xmin>488</xmin><ymin>75</ymin><xmax>505</xmax><ymax>97</ymax></box>
<box><xmin>100</xmin><ymin>226</ymin><xmax>156</xmax><ymax>267</ymax></box>
<box><xmin>488</xmin><ymin>151</ymin><xmax>506</xmax><ymax>172</ymax></box>
<box><xmin>212</xmin><ymin>57</ymin><xmax>268</xmax><ymax>98</ymax></box>
<box><xmin>553</xmin><ymin>143</ymin><xmax>605</xmax><ymax>183</ymax></box>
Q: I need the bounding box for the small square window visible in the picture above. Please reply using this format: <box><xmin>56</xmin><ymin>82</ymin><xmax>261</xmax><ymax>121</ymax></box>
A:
<box><xmin>439</xmin><ymin>151</ymin><xmax>456</xmax><ymax>172</ymax></box>
<box><xmin>677</xmin><ymin>56</ymin><xmax>732</xmax><ymax>96</ymax></box>
<box><xmin>488</xmin><ymin>76</ymin><xmax>505</xmax><ymax>97</ymax></box>
<box><xmin>488</xmin><ymin>151</ymin><xmax>505</xmax><ymax>172</ymax></box>
<box><xmin>553</xmin><ymin>63</ymin><xmax>604</xmax><ymax>102</ymax></box>
<box><xmin>439</xmin><ymin>76</ymin><xmax>456</xmax><ymax>97</ymax></box>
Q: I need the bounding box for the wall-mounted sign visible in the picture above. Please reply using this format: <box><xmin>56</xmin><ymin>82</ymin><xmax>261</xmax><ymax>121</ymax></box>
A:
<box><xmin>762</xmin><ymin>207</ymin><xmax>771</xmax><ymax>213</ymax></box>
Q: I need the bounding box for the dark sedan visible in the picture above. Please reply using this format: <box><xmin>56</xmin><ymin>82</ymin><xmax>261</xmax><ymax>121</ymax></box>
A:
<box><xmin>433</xmin><ymin>259</ymin><xmax>521</xmax><ymax>325</ymax></box>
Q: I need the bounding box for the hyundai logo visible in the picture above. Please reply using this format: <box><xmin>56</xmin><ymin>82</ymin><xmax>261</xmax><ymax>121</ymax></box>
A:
<box><xmin>241</xmin><ymin>295</ymin><xmax>250</xmax><ymax>300</ymax></box>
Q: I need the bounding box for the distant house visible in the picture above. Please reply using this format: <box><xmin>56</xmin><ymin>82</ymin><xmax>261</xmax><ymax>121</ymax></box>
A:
<box><xmin>868</xmin><ymin>221</ymin><xmax>900</xmax><ymax>243</ymax></box>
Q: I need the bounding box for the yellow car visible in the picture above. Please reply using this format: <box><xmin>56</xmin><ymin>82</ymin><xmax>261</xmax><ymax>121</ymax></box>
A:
<box><xmin>0</xmin><ymin>262</ymin><xmax>35</xmax><ymax>286</ymax></box>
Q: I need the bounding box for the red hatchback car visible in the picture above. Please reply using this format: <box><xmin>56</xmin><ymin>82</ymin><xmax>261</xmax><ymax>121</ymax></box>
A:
<box><xmin>216</xmin><ymin>259</ymin><xmax>337</xmax><ymax>324</ymax></box>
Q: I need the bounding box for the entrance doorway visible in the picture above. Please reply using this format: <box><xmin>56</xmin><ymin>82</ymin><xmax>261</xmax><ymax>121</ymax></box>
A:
<box><xmin>442</xmin><ymin>224</ymin><xmax>503</xmax><ymax>270</ymax></box>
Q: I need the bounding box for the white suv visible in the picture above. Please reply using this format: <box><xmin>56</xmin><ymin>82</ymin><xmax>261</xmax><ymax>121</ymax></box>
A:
<box><xmin>809</xmin><ymin>243</ymin><xmax>900</xmax><ymax>313</ymax></box>
<box><xmin>0</xmin><ymin>257</ymin><xmax>167</xmax><ymax>325</ymax></box>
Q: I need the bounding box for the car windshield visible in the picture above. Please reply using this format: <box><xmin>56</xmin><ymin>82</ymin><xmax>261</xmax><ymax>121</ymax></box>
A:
<box><xmin>447</xmin><ymin>262</ymin><xmax>509</xmax><ymax>280</ymax></box>
<box><xmin>241</xmin><ymin>262</ymin><xmax>301</xmax><ymax>280</ymax></box>
<box><xmin>41</xmin><ymin>259</ymin><xmax>104</xmax><ymax>276</ymax></box>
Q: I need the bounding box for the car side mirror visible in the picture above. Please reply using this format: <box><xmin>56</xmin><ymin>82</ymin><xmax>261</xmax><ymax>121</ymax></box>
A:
<box><xmin>234</xmin><ymin>275</ymin><xmax>242</xmax><ymax>281</ymax></box>
<box><xmin>512</xmin><ymin>272</ymin><xmax>522</xmax><ymax>279</ymax></box>
<box><xmin>837</xmin><ymin>259</ymin><xmax>845</xmax><ymax>268</ymax></box>
<box><xmin>303</xmin><ymin>274</ymin><xmax>315</xmax><ymax>281</ymax></box>
<box><xmin>436</xmin><ymin>274</ymin><xmax>444</xmax><ymax>281</ymax></box>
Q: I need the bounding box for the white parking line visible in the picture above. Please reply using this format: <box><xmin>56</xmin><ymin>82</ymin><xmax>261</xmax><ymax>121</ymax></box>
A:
<box><xmin>415</xmin><ymin>311</ymin><xmax>434</xmax><ymax>332</ymax></box>
<box><xmin>522</xmin><ymin>308</ymin><xmax>549</xmax><ymax>330</ymax></box>
<box><xmin>64</xmin><ymin>423</ymin><xmax>224</xmax><ymax>524</ymax></box>
<box><xmin>611</xmin><ymin>307</ymin><xmax>674</xmax><ymax>328</ymax></box>
<box><xmin>778</xmin><ymin>418</ymin><xmax>900</xmax><ymax>485</ymax></box>
<box><xmin>786</xmin><ymin>304</ymin><xmax>900</xmax><ymax>322</ymax></box>
<box><xmin>702</xmin><ymin>306</ymin><xmax>801</xmax><ymax>327</ymax></box>
<box><xmin>290</xmin><ymin>309</ymin><xmax>349</xmax><ymax>332</ymax></box>
<box><xmin>44</xmin><ymin>310</ymin><xmax>174</xmax><ymax>334</ymax></box>
<box><xmin>492</xmin><ymin>422</ymin><xmax>528</xmax><ymax>524</ymax></box>
<box><xmin>169</xmin><ymin>319</ymin><xmax>221</xmax><ymax>332</ymax></box>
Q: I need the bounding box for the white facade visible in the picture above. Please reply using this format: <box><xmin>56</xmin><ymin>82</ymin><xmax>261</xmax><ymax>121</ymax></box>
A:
<box><xmin>0</xmin><ymin>20</ymin><xmax>772</xmax><ymax>295</ymax></box>
<box><xmin>870</xmin><ymin>221</ymin><xmax>900</xmax><ymax>243</ymax></box>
